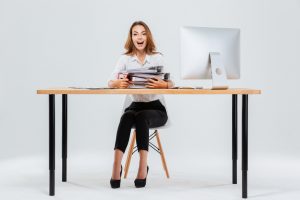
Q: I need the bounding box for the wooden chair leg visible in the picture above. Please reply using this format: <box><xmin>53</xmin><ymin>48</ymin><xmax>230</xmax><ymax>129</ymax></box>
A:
<box><xmin>155</xmin><ymin>131</ymin><xmax>170</xmax><ymax>178</ymax></box>
<box><xmin>124</xmin><ymin>130</ymin><xmax>136</xmax><ymax>179</ymax></box>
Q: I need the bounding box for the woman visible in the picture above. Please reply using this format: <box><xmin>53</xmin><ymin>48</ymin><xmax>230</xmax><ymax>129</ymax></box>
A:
<box><xmin>108</xmin><ymin>21</ymin><xmax>173</xmax><ymax>188</ymax></box>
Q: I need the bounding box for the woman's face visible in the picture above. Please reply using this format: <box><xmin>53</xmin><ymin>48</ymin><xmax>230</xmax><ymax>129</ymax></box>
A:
<box><xmin>132</xmin><ymin>25</ymin><xmax>147</xmax><ymax>52</ymax></box>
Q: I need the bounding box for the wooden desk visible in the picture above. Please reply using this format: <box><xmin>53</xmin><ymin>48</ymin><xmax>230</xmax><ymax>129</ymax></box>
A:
<box><xmin>37</xmin><ymin>88</ymin><xmax>261</xmax><ymax>198</ymax></box>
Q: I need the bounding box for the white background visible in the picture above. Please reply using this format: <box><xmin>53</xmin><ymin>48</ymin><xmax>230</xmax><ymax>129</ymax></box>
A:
<box><xmin>0</xmin><ymin>0</ymin><xmax>300</xmax><ymax>199</ymax></box>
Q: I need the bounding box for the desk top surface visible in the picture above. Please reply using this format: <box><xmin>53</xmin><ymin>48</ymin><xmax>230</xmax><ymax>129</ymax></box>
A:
<box><xmin>37</xmin><ymin>87</ymin><xmax>261</xmax><ymax>95</ymax></box>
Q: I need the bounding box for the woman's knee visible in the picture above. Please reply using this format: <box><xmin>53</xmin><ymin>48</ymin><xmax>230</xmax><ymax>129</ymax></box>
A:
<box><xmin>135</xmin><ymin>112</ymin><xmax>149</xmax><ymax>124</ymax></box>
<box><xmin>120</xmin><ymin>110</ymin><xmax>135</xmax><ymax>121</ymax></box>
<box><xmin>136</xmin><ymin>110</ymin><xmax>168</xmax><ymax>128</ymax></box>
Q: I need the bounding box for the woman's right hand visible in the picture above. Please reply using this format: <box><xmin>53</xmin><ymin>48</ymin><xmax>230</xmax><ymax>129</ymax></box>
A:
<box><xmin>117</xmin><ymin>78</ymin><xmax>131</xmax><ymax>88</ymax></box>
<box><xmin>109</xmin><ymin>78</ymin><xmax>131</xmax><ymax>88</ymax></box>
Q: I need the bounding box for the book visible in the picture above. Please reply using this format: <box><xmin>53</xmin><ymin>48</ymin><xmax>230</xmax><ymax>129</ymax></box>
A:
<box><xmin>120</xmin><ymin>66</ymin><xmax>163</xmax><ymax>74</ymax></box>
<box><xmin>117</xmin><ymin>66</ymin><xmax>170</xmax><ymax>88</ymax></box>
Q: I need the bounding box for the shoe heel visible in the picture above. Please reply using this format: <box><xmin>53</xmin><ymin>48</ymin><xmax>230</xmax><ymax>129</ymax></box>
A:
<box><xmin>134</xmin><ymin>166</ymin><xmax>149</xmax><ymax>188</ymax></box>
<box><xmin>110</xmin><ymin>165</ymin><xmax>123</xmax><ymax>189</ymax></box>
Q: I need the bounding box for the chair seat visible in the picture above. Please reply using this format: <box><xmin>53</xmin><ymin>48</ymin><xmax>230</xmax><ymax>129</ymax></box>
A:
<box><xmin>131</xmin><ymin>120</ymin><xmax>170</xmax><ymax>131</ymax></box>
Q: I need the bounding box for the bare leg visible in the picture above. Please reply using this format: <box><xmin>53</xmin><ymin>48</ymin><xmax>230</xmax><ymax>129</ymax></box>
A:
<box><xmin>111</xmin><ymin>149</ymin><xmax>123</xmax><ymax>179</ymax></box>
<box><xmin>136</xmin><ymin>150</ymin><xmax>148</xmax><ymax>179</ymax></box>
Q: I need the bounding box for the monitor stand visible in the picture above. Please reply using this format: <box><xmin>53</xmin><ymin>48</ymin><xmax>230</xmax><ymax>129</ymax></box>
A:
<box><xmin>209</xmin><ymin>52</ymin><xmax>229</xmax><ymax>90</ymax></box>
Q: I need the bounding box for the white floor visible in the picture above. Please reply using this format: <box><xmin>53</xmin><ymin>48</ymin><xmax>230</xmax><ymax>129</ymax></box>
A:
<box><xmin>1</xmin><ymin>152</ymin><xmax>300</xmax><ymax>200</ymax></box>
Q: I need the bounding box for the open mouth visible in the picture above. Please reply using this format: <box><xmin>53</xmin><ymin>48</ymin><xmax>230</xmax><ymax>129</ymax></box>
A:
<box><xmin>137</xmin><ymin>41</ymin><xmax>144</xmax><ymax>45</ymax></box>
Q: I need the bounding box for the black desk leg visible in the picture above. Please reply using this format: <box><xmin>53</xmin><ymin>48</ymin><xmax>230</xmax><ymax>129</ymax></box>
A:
<box><xmin>62</xmin><ymin>94</ymin><xmax>68</xmax><ymax>182</ymax></box>
<box><xmin>49</xmin><ymin>95</ymin><xmax>55</xmax><ymax>196</ymax></box>
<box><xmin>232</xmin><ymin>94</ymin><xmax>238</xmax><ymax>184</ymax></box>
<box><xmin>242</xmin><ymin>95</ymin><xmax>248</xmax><ymax>198</ymax></box>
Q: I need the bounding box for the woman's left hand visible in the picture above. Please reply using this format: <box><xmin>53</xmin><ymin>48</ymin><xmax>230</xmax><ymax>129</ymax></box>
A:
<box><xmin>146</xmin><ymin>77</ymin><xmax>168</xmax><ymax>89</ymax></box>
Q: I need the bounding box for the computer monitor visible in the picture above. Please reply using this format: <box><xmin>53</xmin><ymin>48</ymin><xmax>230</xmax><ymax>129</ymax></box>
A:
<box><xmin>180</xmin><ymin>26</ymin><xmax>240</xmax><ymax>89</ymax></box>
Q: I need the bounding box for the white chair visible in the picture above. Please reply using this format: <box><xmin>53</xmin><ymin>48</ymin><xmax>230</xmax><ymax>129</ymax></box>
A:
<box><xmin>122</xmin><ymin>95</ymin><xmax>170</xmax><ymax>179</ymax></box>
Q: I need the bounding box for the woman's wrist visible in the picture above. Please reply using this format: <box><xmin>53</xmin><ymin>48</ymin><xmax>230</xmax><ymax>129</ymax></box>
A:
<box><xmin>167</xmin><ymin>80</ymin><xmax>174</xmax><ymax>88</ymax></box>
<box><xmin>164</xmin><ymin>81</ymin><xmax>169</xmax><ymax>89</ymax></box>
<box><xmin>109</xmin><ymin>80</ymin><xmax>118</xmax><ymax>88</ymax></box>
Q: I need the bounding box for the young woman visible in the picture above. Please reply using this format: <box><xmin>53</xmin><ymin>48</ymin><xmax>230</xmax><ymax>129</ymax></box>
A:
<box><xmin>108</xmin><ymin>21</ymin><xmax>173</xmax><ymax>188</ymax></box>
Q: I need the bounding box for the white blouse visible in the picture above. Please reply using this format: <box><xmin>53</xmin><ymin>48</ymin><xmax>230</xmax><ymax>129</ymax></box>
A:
<box><xmin>109</xmin><ymin>53</ymin><xmax>169</xmax><ymax>103</ymax></box>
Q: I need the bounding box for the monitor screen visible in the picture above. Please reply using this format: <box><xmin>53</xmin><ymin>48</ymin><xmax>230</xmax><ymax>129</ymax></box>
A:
<box><xmin>180</xmin><ymin>26</ymin><xmax>240</xmax><ymax>80</ymax></box>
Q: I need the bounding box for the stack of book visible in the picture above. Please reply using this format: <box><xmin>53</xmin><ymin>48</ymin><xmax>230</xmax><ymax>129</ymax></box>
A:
<box><xmin>118</xmin><ymin>66</ymin><xmax>170</xmax><ymax>88</ymax></box>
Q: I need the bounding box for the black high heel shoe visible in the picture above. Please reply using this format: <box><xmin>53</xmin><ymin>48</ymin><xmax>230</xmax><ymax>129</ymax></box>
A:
<box><xmin>110</xmin><ymin>165</ymin><xmax>123</xmax><ymax>189</ymax></box>
<box><xmin>134</xmin><ymin>166</ymin><xmax>149</xmax><ymax>188</ymax></box>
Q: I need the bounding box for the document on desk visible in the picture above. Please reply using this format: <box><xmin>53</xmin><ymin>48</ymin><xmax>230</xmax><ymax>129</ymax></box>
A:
<box><xmin>171</xmin><ymin>86</ymin><xmax>204</xmax><ymax>89</ymax></box>
<box><xmin>69</xmin><ymin>87</ymin><xmax>110</xmax><ymax>90</ymax></box>
<box><xmin>68</xmin><ymin>86</ymin><xmax>204</xmax><ymax>90</ymax></box>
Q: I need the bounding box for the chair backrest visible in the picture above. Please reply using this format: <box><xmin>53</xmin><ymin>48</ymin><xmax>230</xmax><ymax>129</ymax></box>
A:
<box><xmin>122</xmin><ymin>95</ymin><xmax>171</xmax><ymax>128</ymax></box>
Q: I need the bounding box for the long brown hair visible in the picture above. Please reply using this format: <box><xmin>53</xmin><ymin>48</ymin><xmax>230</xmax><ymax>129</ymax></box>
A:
<box><xmin>124</xmin><ymin>21</ymin><xmax>157</xmax><ymax>55</ymax></box>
